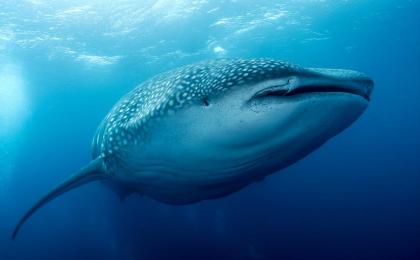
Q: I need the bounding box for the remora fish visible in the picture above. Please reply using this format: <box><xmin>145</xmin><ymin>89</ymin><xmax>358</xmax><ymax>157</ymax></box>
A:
<box><xmin>12</xmin><ymin>58</ymin><xmax>373</xmax><ymax>239</ymax></box>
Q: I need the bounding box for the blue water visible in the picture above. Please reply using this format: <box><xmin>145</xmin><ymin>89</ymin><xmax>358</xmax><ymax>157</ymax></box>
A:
<box><xmin>1</xmin><ymin>1</ymin><xmax>419</xmax><ymax>259</ymax></box>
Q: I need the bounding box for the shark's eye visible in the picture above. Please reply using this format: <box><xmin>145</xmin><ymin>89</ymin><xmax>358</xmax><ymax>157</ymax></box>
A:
<box><xmin>203</xmin><ymin>98</ymin><xmax>210</xmax><ymax>106</ymax></box>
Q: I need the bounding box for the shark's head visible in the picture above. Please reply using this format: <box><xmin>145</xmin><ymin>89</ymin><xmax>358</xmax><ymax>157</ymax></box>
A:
<box><xmin>164</xmin><ymin>59</ymin><xmax>374</xmax><ymax>176</ymax></box>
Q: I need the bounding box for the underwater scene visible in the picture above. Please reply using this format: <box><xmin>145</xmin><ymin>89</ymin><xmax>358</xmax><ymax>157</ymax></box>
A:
<box><xmin>0</xmin><ymin>0</ymin><xmax>419</xmax><ymax>259</ymax></box>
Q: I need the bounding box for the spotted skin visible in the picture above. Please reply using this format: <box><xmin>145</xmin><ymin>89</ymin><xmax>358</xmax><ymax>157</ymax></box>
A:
<box><xmin>93</xmin><ymin>59</ymin><xmax>301</xmax><ymax>164</ymax></box>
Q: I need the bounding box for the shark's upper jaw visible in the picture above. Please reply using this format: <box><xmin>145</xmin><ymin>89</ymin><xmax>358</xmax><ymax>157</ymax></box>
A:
<box><xmin>251</xmin><ymin>69</ymin><xmax>374</xmax><ymax>102</ymax></box>
<box><xmin>254</xmin><ymin>79</ymin><xmax>373</xmax><ymax>101</ymax></box>
<box><xmin>283</xmin><ymin>83</ymin><xmax>373</xmax><ymax>101</ymax></box>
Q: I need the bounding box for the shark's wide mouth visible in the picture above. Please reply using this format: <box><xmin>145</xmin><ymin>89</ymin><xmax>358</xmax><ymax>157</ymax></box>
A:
<box><xmin>254</xmin><ymin>83</ymin><xmax>372</xmax><ymax>101</ymax></box>
<box><xmin>286</xmin><ymin>84</ymin><xmax>370</xmax><ymax>101</ymax></box>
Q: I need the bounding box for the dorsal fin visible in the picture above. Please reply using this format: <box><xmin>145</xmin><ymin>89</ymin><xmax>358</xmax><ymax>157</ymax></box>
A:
<box><xmin>11</xmin><ymin>157</ymin><xmax>107</xmax><ymax>240</ymax></box>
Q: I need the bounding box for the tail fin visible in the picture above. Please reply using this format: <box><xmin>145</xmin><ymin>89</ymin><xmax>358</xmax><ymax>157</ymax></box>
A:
<box><xmin>11</xmin><ymin>157</ymin><xmax>106</xmax><ymax>240</ymax></box>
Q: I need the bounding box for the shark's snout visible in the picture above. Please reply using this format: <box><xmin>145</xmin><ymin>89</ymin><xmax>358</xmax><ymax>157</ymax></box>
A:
<box><xmin>305</xmin><ymin>68</ymin><xmax>374</xmax><ymax>100</ymax></box>
<box><xmin>253</xmin><ymin>67</ymin><xmax>374</xmax><ymax>102</ymax></box>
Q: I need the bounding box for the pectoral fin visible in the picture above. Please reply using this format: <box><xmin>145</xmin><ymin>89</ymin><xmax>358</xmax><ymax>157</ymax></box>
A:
<box><xmin>12</xmin><ymin>157</ymin><xmax>107</xmax><ymax>240</ymax></box>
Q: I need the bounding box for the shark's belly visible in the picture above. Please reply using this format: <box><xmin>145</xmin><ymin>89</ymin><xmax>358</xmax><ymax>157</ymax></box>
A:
<box><xmin>109</xmin><ymin>106</ymin><xmax>288</xmax><ymax>204</ymax></box>
<box><xmin>114</xmin><ymin>140</ymin><xmax>277</xmax><ymax>204</ymax></box>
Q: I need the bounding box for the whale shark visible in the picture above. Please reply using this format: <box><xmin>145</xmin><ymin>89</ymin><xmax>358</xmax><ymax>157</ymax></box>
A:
<box><xmin>12</xmin><ymin>58</ymin><xmax>373</xmax><ymax>239</ymax></box>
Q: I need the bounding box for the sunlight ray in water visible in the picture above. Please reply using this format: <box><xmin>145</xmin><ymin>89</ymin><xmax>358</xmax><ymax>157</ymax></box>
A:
<box><xmin>0</xmin><ymin>63</ymin><xmax>30</xmax><ymax>195</ymax></box>
<box><xmin>0</xmin><ymin>64</ymin><xmax>29</xmax><ymax>136</ymax></box>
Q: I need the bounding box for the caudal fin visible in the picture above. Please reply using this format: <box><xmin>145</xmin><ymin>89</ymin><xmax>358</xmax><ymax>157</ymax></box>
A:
<box><xmin>11</xmin><ymin>157</ymin><xmax>106</xmax><ymax>240</ymax></box>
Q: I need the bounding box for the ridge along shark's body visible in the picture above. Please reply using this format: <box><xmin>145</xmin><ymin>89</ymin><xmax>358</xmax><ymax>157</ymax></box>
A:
<box><xmin>12</xmin><ymin>58</ymin><xmax>373</xmax><ymax>239</ymax></box>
